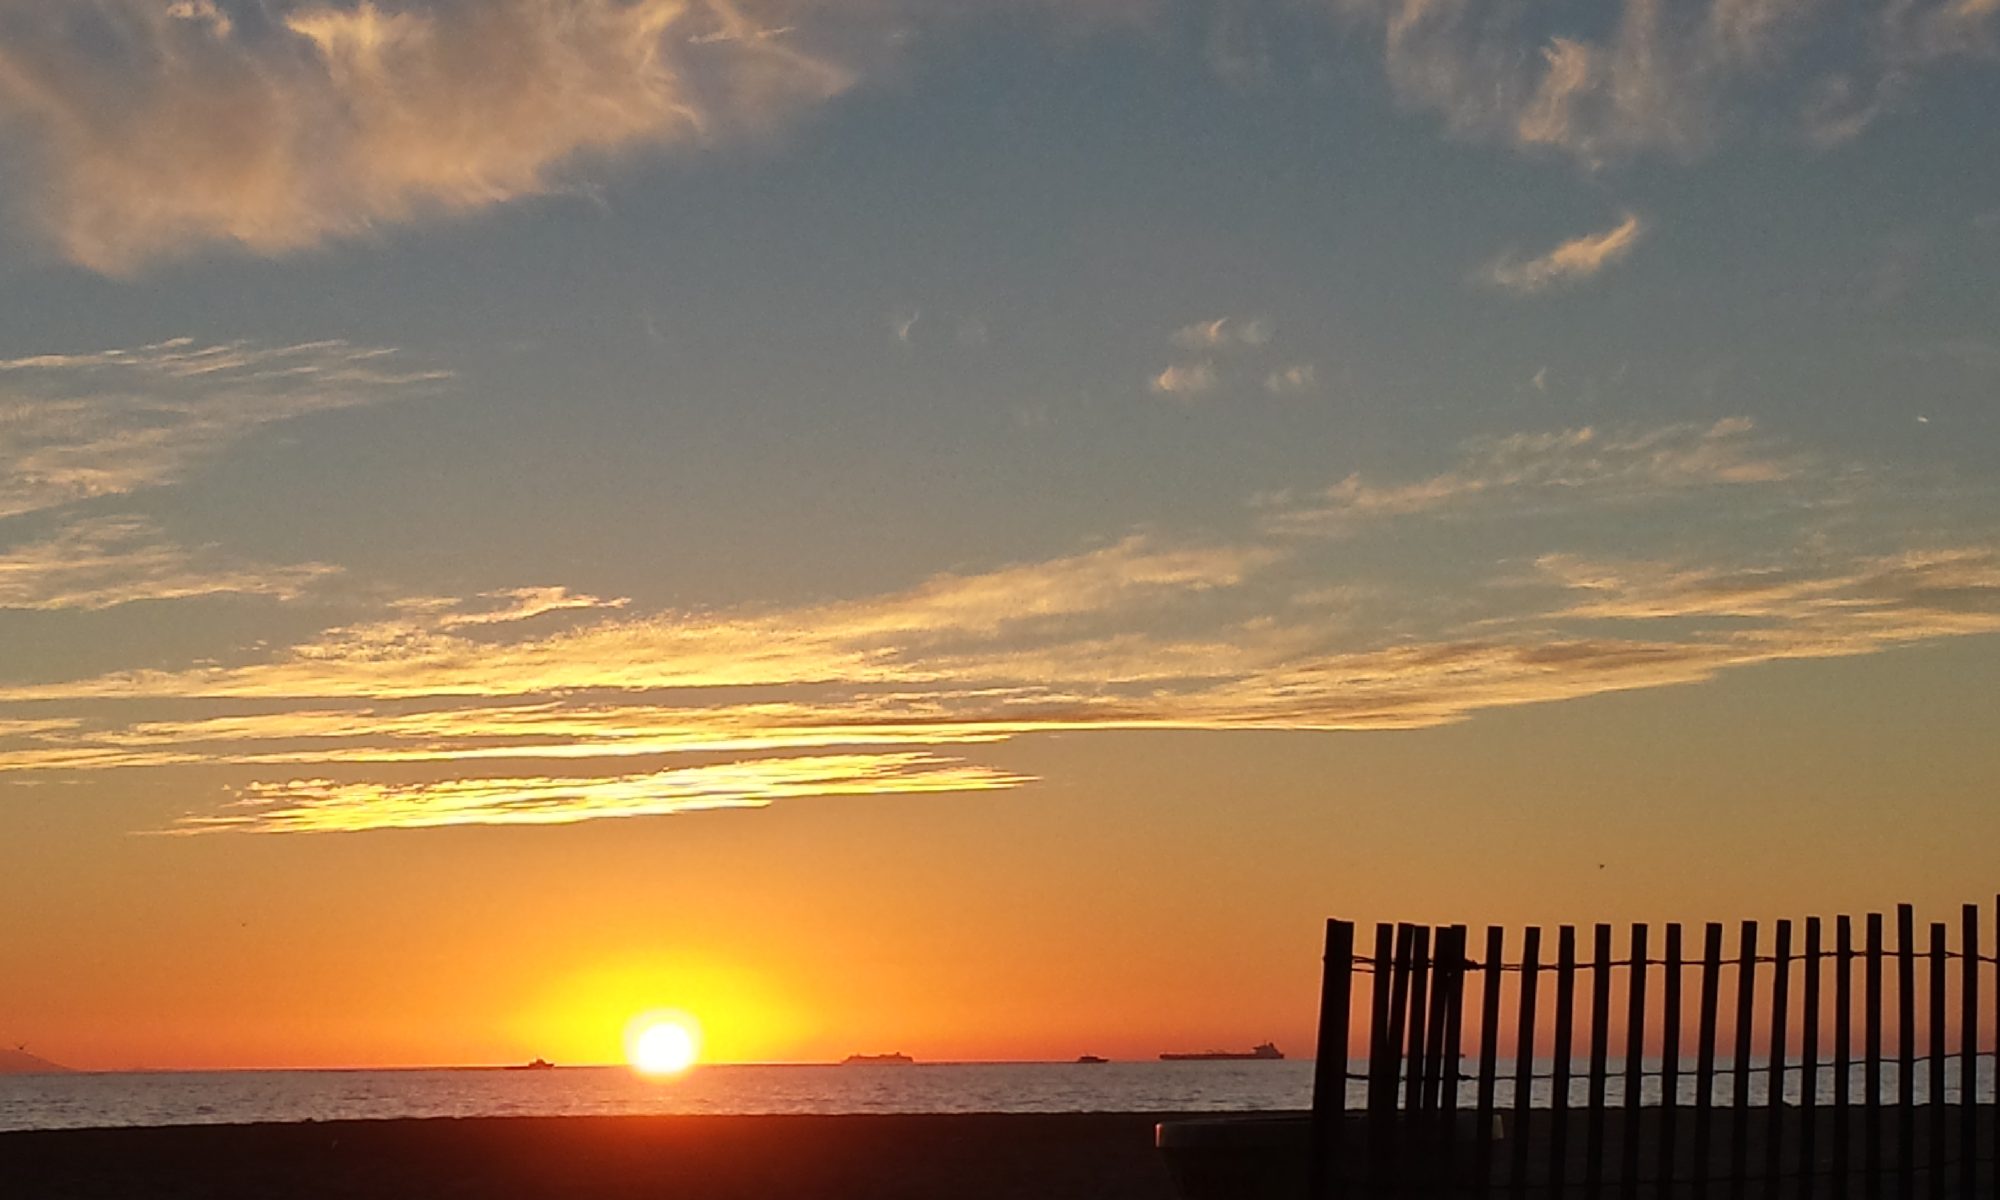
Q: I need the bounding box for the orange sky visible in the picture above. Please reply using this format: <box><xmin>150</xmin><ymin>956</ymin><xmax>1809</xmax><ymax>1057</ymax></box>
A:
<box><xmin>7</xmin><ymin>637</ymin><xmax>1997</xmax><ymax>1071</ymax></box>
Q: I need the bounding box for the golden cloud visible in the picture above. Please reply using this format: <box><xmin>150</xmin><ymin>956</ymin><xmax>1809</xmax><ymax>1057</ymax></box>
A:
<box><xmin>0</xmin><ymin>0</ymin><xmax>852</xmax><ymax>273</ymax></box>
<box><xmin>2</xmin><ymin>418</ymin><xmax>1994</xmax><ymax>834</ymax></box>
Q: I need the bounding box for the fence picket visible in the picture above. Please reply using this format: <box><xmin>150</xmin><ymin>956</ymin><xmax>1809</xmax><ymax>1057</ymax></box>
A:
<box><xmin>1474</xmin><ymin>925</ymin><xmax>1503</xmax><ymax>1199</ymax></box>
<box><xmin>1896</xmin><ymin>905</ymin><xmax>1916</xmax><ymax>1200</ymax></box>
<box><xmin>1621</xmin><ymin>923</ymin><xmax>1649</xmax><ymax>1200</ymax></box>
<box><xmin>1836</xmin><ymin>915</ymin><xmax>1854</xmax><ymax>1200</ymax></box>
<box><xmin>1661</xmin><ymin>923</ymin><xmax>1684</xmax><ymax>1192</ymax></box>
<box><xmin>1731</xmin><ymin>920</ymin><xmax>1759</xmax><ymax>1200</ymax></box>
<box><xmin>1926</xmin><ymin>922</ymin><xmax>1945</xmax><ymax>1200</ymax></box>
<box><xmin>1511</xmin><ymin>926</ymin><xmax>1542</xmax><ymax>1200</ymax></box>
<box><xmin>1802</xmin><ymin>916</ymin><xmax>1822</xmax><ymax>1200</ymax></box>
<box><xmin>1311</xmin><ymin>919</ymin><xmax>1356</xmax><ymax>1200</ymax></box>
<box><xmin>1694</xmin><ymin>922</ymin><xmax>1724</xmax><ymax>1200</ymax></box>
<box><xmin>1586</xmin><ymin>923</ymin><xmax>1612</xmax><ymax>1197</ymax></box>
<box><xmin>1767</xmin><ymin>920</ymin><xmax>1793</xmax><ymax>1198</ymax></box>
<box><xmin>1406</xmin><ymin>924</ymin><xmax>1434</xmax><ymax>1117</ymax></box>
<box><xmin>1961</xmin><ymin>904</ymin><xmax>1979</xmax><ymax>1200</ymax></box>
<box><xmin>1865</xmin><ymin>912</ymin><xmax>1884</xmax><ymax>1200</ymax></box>
<box><xmin>1551</xmin><ymin>926</ymin><xmax>1578</xmax><ymax>1200</ymax></box>
<box><xmin>1367</xmin><ymin>922</ymin><xmax>1402</xmax><ymax>1195</ymax></box>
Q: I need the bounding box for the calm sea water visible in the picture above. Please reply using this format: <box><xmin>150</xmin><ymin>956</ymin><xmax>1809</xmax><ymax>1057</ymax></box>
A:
<box><xmin>5</xmin><ymin>1059</ymin><xmax>1990</xmax><ymax>1133</ymax></box>
<box><xmin>0</xmin><ymin>1061</ymin><xmax>1316</xmax><ymax>1132</ymax></box>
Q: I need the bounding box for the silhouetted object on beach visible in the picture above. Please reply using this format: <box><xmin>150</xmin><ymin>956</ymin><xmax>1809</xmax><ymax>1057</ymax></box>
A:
<box><xmin>1160</xmin><ymin>1042</ymin><xmax>1284</xmax><ymax>1062</ymax></box>
<box><xmin>1287</xmin><ymin>899</ymin><xmax>2000</xmax><ymax>1198</ymax></box>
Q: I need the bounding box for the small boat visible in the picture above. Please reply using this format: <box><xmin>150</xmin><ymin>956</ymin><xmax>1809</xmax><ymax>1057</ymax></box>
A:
<box><xmin>1159</xmin><ymin>1042</ymin><xmax>1283</xmax><ymax>1062</ymax></box>
<box><xmin>506</xmin><ymin>1058</ymin><xmax>556</xmax><ymax>1071</ymax></box>
<box><xmin>841</xmin><ymin>1052</ymin><xmax>914</xmax><ymax>1065</ymax></box>
<box><xmin>1076</xmin><ymin>1055</ymin><xmax>1109</xmax><ymax>1064</ymax></box>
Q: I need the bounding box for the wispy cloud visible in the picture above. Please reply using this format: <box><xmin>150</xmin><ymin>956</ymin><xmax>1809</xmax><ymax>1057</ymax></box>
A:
<box><xmin>1333</xmin><ymin>0</ymin><xmax>2000</xmax><ymax>162</ymax></box>
<box><xmin>1260</xmin><ymin>418</ymin><xmax>1793</xmax><ymax>536</ymax></box>
<box><xmin>3</xmin><ymin>418</ymin><xmax>1993</xmax><ymax>834</ymax></box>
<box><xmin>173</xmin><ymin>752</ymin><xmax>1030</xmax><ymax>834</ymax></box>
<box><xmin>0</xmin><ymin>516</ymin><xmax>336</xmax><ymax>611</ymax></box>
<box><xmin>0</xmin><ymin>337</ymin><xmax>446</xmax><ymax>519</ymax></box>
<box><xmin>0</xmin><ymin>0</ymin><xmax>853</xmax><ymax>273</ymax></box>
<box><xmin>1482</xmin><ymin>214</ymin><xmax>1646</xmax><ymax>294</ymax></box>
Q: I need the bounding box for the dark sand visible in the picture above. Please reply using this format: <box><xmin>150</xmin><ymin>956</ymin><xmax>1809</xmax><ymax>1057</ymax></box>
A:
<box><xmin>0</xmin><ymin>1112</ymin><xmax>1198</xmax><ymax>1200</ymax></box>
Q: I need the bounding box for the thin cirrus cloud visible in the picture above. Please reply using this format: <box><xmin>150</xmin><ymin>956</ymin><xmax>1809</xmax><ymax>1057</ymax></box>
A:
<box><xmin>0</xmin><ymin>516</ymin><xmax>337</xmax><ymax>612</ymax></box>
<box><xmin>1330</xmin><ymin>0</ymin><xmax>2000</xmax><ymax>162</ymax></box>
<box><xmin>1481</xmin><ymin>214</ymin><xmax>1646</xmax><ymax>294</ymax></box>
<box><xmin>175</xmin><ymin>753</ymin><xmax>1031</xmax><ymax>834</ymax></box>
<box><xmin>3</xmin><ymin>417</ymin><xmax>1999</xmax><ymax>834</ymax></box>
<box><xmin>0</xmin><ymin>0</ymin><xmax>853</xmax><ymax>273</ymax></box>
<box><xmin>1258</xmin><ymin>417</ymin><xmax>1792</xmax><ymax>536</ymax></box>
<box><xmin>0</xmin><ymin>337</ymin><xmax>447</xmax><ymax>520</ymax></box>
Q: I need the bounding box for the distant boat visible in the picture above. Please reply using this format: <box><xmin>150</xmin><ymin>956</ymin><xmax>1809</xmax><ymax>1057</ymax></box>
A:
<box><xmin>506</xmin><ymin>1058</ymin><xmax>556</xmax><ymax>1071</ymax></box>
<box><xmin>1159</xmin><ymin>1042</ymin><xmax>1284</xmax><ymax>1062</ymax></box>
<box><xmin>1075</xmin><ymin>1055</ymin><xmax>1109</xmax><ymax>1064</ymax></box>
<box><xmin>841</xmin><ymin>1052</ymin><xmax>914</xmax><ymax>1065</ymax></box>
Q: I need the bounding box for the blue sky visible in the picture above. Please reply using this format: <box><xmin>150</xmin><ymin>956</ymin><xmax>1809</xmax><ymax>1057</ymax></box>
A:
<box><xmin>1</xmin><ymin>0</ymin><xmax>1997</xmax><ymax>837</ymax></box>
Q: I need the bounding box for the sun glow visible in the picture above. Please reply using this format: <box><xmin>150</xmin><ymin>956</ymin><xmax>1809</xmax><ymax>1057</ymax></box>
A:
<box><xmin>626</xmin><ymin>1012</ymin><xmax>701</xmax><ymax>1075</ymax></box>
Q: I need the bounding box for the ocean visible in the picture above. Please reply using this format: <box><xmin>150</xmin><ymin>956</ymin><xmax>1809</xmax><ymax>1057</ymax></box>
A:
<box><xmin>0</xmin><ymin>1061</ymin><xmax>1316</xmax><ymax>1132</ymax></box>
<box><xmin>4</xmin><ymin>1059</ymin><xmax>1987</xmax><ymax>1133</ymax></box>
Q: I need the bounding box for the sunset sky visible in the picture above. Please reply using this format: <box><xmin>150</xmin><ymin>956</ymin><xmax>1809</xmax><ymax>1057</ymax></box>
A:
<box><xmin>2</xmin><ymin>0</ymin><xmax>1998</xmax><ymax>1072</ymax></box>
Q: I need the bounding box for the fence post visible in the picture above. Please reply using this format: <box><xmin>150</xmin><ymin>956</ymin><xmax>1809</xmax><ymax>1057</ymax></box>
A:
<box><xmin>1510</xmin><ymin>927</ymin><xmax>1542</xmax><ymax>1200</ymax></box>
<box><xmin>1896</xmin><ymin>904</ymin><xmax>1916</xmax><ymax>1200</ymax></box>
<box><xmin>1694</xmin><ymin>922</ymin><xmax>1725</xmax><ymax>1200</ymax></box>
<box><xmin>1585</xmin><ymin>923</ymin><xmax>1612</xmax><ymax>1197</ymax></box>
<box><xmin>1959</xmin><ymin>904</ymin><xmax>1978</xmax><ymax>1200</ymax></box>
<box><xmin>1422</xmin><ymin>928</ymin><xmax>1457</xmax><ymax>1113</ymax></box>
<box><xmin>1836</xmin><ymin>915</ymin><xmax>1854</xmax><ymax>1200</ymax></box>
<box><xmin>1660</xmin><ymin>923</ymin><xmax>1685</xmax><ymax>1191</ymax></box>
<box><xmin>1927</xmin><ymin>922</ymin><xmax>1945</xmax><ymax>1200</ymax></box>
<box><xmin>1551</xmin><ymin>926</ymin><xmax>1578</xmax><ymax>1200</ymax></box>
<box><xmin>1312</xmin><ymin>919</ymin><xmax>1357</xmax><ymax>1200</ymax></box>
<box><xmin>1766</xmin><ymin>919</ymin><xmax>1793</xmax><ymax>1199</ymax></box>
<box><xmin>1730</xmin><ymin>919</ymin><xmax>1759</xmax><ymax>1200</ymax></box>
<box><xmin>1621</xmin><ymin>923</ymin><xmax>1650</xmax><ymax>1200</ymax></box>
<box><xmin>1474</xmin><ymin>926</ymin><xmax>1503</xmax><ymax>1200</ymax></box>
<box><xmin>1368</xmin><ymin>923</ymin><xmax>1402</xmax><ymax>1196</ymax></box>
<box><xmin>1865</xmin><ymin>911</ymin><xmax>1884</xmax><ymax>1200</ymax></box>
<box><xmin>1406</xmin><ymin>925</ymin><xmax>1434</xmax><ymax>1119</ymax></box>
<box><xmin>1430</xmin><ymin>926</ymin><xmax>1468</xmax><ymax>1193</ymax></box>
<box><xmin>1802</xmin><ymin>916</ymin><xmax>1822</xmax><ymax>1200</ymax></box>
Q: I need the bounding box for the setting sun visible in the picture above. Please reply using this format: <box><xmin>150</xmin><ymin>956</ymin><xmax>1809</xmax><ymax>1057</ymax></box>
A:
<box><xmin>625</xmin><ymin>1014</ymin><xmax>701</xmax><ymax>1076</ymax></box>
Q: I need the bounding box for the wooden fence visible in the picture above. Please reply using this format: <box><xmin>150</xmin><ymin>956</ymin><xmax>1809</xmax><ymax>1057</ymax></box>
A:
<box><xmin>1308</xmin><ymin>902</ymin><xmax>2000</xmax><ymax>1197</ymax></box>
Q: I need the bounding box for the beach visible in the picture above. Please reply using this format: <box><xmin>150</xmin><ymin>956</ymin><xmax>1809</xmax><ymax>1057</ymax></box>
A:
<box><xmin>0</xmin><ymin>1112</ymin><xmax>1193</xmax><ymax>1199</ymax></box>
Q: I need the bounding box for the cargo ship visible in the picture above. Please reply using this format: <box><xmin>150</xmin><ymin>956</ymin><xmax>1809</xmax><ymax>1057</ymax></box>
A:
<box><xmin>841</xmin><ymin>1052</ymin><xmax>914</xmax><ymax>1064</ymax></box>
<box><xmin>1159</xmin><ymin>1042</ymin><xmax>1283</xmax><ymax>1061</ymax></box>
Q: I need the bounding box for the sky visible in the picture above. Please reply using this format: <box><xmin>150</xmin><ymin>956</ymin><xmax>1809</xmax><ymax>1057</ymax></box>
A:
<box><xmin>1</xmin><ymin>0</ymin><xmax>1997</xmax><ymax>1071</ymax></box>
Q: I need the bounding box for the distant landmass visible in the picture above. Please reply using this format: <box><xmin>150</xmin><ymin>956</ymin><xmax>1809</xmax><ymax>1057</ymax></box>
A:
<box><xmin>0</xmin><ymin>1047</ymin><xmax>73</xmax><ymax>1075</ymax></box>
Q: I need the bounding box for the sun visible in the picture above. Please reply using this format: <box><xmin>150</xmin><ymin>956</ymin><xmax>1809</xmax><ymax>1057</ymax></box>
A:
<box><xmin>625</xmin><ymin>1012</ymin><xmax>701</xmax><ymax>1076</ymax></box>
